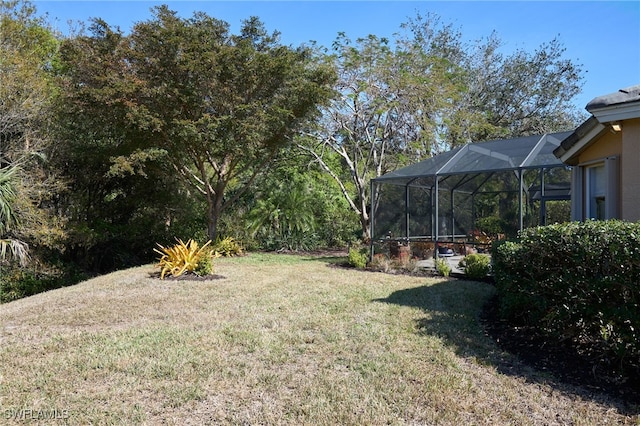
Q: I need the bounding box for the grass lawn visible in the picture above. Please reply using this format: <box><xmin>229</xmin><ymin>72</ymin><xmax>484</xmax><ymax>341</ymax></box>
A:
<box><xmin>0</xmin><ymin>253</ymin><xmax>637</xmax><ymax>425</ymax></box>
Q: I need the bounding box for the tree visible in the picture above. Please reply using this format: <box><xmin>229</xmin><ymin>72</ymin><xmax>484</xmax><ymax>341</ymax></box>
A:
<box><xmin>402</xmin><ymin>14</ymin><xmax>585</xmax><ymax>143</ymax></box>
<box><xmin>299</xmin><ymin>26</ymin><xmax>464</xmax><ymax>241</ymax></box>
<box><xmin>0</xmin><ymin>0</ymin><xmax>63</xmax><ymax>266</ymax></box>
<box><xmin>58</xmin><ymin>6</ymin><xmax>335</xmax><ymax>242</ymax></box>
<box><xmin>52</xmin><ymin>16</ymin><xmax>179</xmax><ymax>271</ymax></box>
<box><xmin>480</xmin><ymin>36</ymin><xmax>585</xmax><ymax>136</ymax></box>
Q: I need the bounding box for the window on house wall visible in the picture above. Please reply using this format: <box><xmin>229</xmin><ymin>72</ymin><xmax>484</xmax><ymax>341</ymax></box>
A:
<box><xmin>586</xmin><ymin>164</ymin><xmax>606</xmax><ymax>220</ymax></box>
<box><xmin>574</xmin><ymin>157</ymin><xmax>619</xmax><ymax>221</ymax></box>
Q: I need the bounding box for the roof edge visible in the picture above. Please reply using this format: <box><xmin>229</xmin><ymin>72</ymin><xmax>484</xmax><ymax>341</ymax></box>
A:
<box><xmin>586</xmin><ymin>84</ymin><xmax>640</xmax><ymax>112</ymax></box>
<box><xmin>553</xmin><ymin>117</ymin><xmax>607</xmax><ymax>165</ymax></box>
<box><xmin>589</xmin><ymin>100</ymin><xmax>640</xmax><ymax>123</ymax></box>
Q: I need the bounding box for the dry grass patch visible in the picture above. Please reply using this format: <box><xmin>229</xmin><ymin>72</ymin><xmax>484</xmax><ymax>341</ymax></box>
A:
<box><xmin>0</xmin><ymin>253</ymin><xmax>637</xmax><ymax>425</ymax></box>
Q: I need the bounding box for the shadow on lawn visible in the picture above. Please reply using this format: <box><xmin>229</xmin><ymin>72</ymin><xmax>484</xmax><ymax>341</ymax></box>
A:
<box><xmin>374</xmin><ymin>278</ymin><xmax>639</xmax><ymax>416</ymax></box>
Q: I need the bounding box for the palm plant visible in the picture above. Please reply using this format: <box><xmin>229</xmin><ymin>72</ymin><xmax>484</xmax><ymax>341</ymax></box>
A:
<box><xmin>0</xmin><ymin>165</ymin><xmax>30</xmax><ymax>266</ymax></box>
<box><xmin>247</xmin><ymin>179</ymin><xmax>318</xmax><ymax>251</ymax></box>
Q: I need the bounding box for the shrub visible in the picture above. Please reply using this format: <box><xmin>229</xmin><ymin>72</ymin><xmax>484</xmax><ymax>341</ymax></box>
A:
<box><xmin>348</xmin><ymin>247</ymin><xmax>368</xmax><ymax>269</ymax></box>
<box><xmin>194</xmin><ymin>248</ymin><xmax>217</xmax><ymax>276</ymax></box>
<box><xmin>0</xmin><ymin>267</ymin><xmax>69</xmax><ymax>303</ymax></box>
<box><xmin>399</xmin><ymin>256</ymin><xmax>420</xmax><ymax>274</ymax></box>
<box><xmin>1</xmin><ymin>269</ymin><xmax>45</xmax><ymax>303</ymax></box>
<box><xmin>369</xmin><ymin>253</ymin><xmax>391</xmax><ymax>272</ymax></box>
<box><xmin>434</xmin><ymin>257</ymin><xmax>451</xmax><ymax>277</ymax></box>
<box><xmin>491</xmin><ymin>220</ymin><xmax>640</xmax><ymax>376</ymax></box>
<box><xmin>458</xmin><ymin>253</ymin><xmax>490</xmax><ymax>280</ymax></box>
<box><xmin>491</xmin><ymin>240</ymin><xmax>530</xmax><ymax>319</ymax></box>
<box><xmin>154</xmin><ymin>239</ymin><xmax>213</xmax><ymax>279</ymax></box>
<box><xmin>475</xmin><ymin>216</ymin><xmax>509</xmax><ymax>237</ymax></box>
<box><xmin>212</xmin><ymin>236</ymin><xmax>244</xmax><ymax>257</ymax></box>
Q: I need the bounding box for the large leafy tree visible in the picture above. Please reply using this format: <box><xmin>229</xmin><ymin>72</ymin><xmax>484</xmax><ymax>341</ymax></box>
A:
<box><xmin>300</xmin><ymin>25</ymin><xmax>465</xmax><ymax>241</ymax></box>
<box><xmin>0</xmin><ymin>0</ymin><xmax>63</xmax><ymax>265</ymax></box>
<box><xmin>401</xmin><ymin>14</ymin><xmax>585</xmax><ymax>144</ymax></box>
<box><xmin>58</xmin><ymin>6</ymin><xmax>335</xmax><ymax>242</ymax></box>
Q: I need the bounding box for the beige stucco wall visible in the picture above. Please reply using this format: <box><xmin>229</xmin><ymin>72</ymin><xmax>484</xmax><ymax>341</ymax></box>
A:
<box><xmin>621</xmin><ymin>118</ymin><xmax>640</xmax><ymax>221</ymax></box>
<box><xmin>576</xmin><ymin>128</ymin><xmax>622</xmax><ymax>220</ymax></box>
<box><xmin>577</xmin><ymin>129</ymin><xmax>622</xmax><ymax>164</ymax></box>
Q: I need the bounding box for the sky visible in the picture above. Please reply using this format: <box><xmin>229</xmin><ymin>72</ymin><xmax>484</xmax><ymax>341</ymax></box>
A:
<box><xmin>33</xmin><ymin>1</ymin><xmax>640</xmax><ymax>111</ymax></box>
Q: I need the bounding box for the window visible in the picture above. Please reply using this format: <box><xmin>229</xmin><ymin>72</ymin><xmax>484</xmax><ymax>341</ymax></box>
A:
<box><xmin>573</xmin><ymin>157</ymin><xmax>619</xmax><ymax>221</ymax></box>
<box><xmin>586</xmin><ymin>164</ymin><xmax>606</xmax><ymax>220</ymax></box>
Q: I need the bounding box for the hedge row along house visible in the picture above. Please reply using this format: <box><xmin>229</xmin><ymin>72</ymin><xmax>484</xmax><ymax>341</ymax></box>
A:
<box><xmin>370</xmin><ymin>84</ymin><xmax>640</xmax><ymax>259</ymax></box>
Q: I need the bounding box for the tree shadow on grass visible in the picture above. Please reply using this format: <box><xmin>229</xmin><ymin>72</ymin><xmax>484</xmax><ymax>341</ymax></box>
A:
<box><xmin>373</xmin><ymin>278</ymin><xmax>639</xmax><ymax>416</ymax></box>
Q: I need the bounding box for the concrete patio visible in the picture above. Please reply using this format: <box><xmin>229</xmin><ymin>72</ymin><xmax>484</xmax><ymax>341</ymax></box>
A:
<box><xmin>416</xmin><ymin>255</ymin><xmax>466</xmax><ymax>275</ymax></box>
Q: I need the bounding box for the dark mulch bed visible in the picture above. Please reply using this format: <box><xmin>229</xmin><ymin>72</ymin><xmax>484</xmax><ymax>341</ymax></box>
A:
<box><xmin>481</xmin><ymin>295</ymin><xmax>640</xmax><ymax>409</ymax></box>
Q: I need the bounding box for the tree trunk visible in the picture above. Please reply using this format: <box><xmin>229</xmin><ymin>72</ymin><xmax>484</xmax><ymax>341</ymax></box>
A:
<box><xmin>356</xmin><ymin>178</ymin><xmax>371</xmax><ymax>243</ymax></box>
<box><xmin>360</xmin><ymin>215</ymin><xmax>371</xmax><ymax>243</ymax></box>
<box><xmin>206</xmin><ymin>193</ymin><xmax>222</xmax><ymax>242</ymax></box>
<box><xmin>207</xmin><ymin>213</ymin><xmax>218</xmax><ymax>242</ymax></box>
<box><xmin>207</xmin><ymin>197</ymin><xmax>221</xmax><ymax>241</ymax></box>
<box><xmin>206</xmin><ymin>179</ymin><xmax>228</xmax><ymax>242</ymax></box>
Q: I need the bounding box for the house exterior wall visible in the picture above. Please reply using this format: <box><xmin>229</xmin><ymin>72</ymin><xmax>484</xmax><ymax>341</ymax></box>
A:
<box><xmin>573</xmin><ymin>128</ymin><xmax>622</xmax><ymax>221</ymax></box>
<box><xmin>621</xmin><ymin>118</ymin><xmax>640</xmax><ymax>221</ymax></box>
<box><xmin>577</xmin><ymin>129</ymin><xmax>621</xmax><ymax>164</ymax></box>
<box><xmin>557</xmin><ymin>86</ymin><xmax>640</xmax><ymax>223</ymax></box>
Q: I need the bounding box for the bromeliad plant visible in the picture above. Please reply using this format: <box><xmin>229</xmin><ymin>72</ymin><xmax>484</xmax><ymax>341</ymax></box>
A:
<box><xmin>154</xmin><ymin>239</ymin><xmax>215</xmax><ymax>279</ymax></box>
<box><xmin>212</xmin><ymin>236</ymin><xmax>243</xmax><ymax>257</ymax></box>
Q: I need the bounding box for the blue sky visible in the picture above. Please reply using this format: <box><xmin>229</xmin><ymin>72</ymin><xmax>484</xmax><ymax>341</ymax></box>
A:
<box><xmin>34</xmin><ymin>1</ymin><xmax>640</xmax><ymax>111</ymax></box>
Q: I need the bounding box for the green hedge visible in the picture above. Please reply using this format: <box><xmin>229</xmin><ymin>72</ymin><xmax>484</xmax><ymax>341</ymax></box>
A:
<box><xmin>492</xmin><ymin>220</ymin><xmax>640</xmax><ymax>375</ymax></box>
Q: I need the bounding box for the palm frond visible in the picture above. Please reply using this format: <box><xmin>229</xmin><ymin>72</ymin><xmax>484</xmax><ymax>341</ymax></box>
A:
<box><xmin>0</xmin><ymin>238</ymin><xmax>30</xmax><ymax>266</ymax></box>
<box><xmin>0</xmin><ymin>165</ymin><xmax>20</xmax><ymax>234</ymax></box>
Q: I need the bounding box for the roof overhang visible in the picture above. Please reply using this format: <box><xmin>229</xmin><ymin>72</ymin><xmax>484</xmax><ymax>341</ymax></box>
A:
<box><xmin>553</xmin><ymin>117</ymin><xmax>608</xmax><ymax>166</ymax></box>
<box><xmin>588</xmin><ymin>100</ymin><xmax>640</xmax><ymax>123</ymax></box>
<box><xmin>554</xmin><ymin>85</ymin><xmax>640</xmax><ymax>166</ymax></box>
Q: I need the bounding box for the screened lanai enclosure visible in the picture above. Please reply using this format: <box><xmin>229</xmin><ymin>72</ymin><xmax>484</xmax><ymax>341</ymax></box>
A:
<box><xmin>370</xmin><ymin>131</ymin><xmax>573</xmax><ymax>258</ymax></box>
